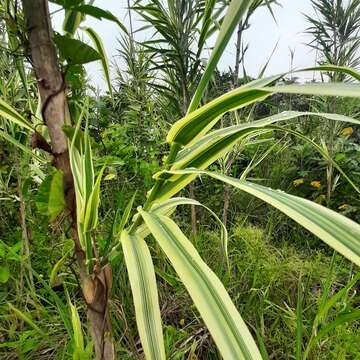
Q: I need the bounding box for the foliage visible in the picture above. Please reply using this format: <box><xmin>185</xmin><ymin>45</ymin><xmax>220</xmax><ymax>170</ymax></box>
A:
<box><xmin>0</xmin><ymin>1</ymin><xmax>360</xmax><ymax>359</ymax></box>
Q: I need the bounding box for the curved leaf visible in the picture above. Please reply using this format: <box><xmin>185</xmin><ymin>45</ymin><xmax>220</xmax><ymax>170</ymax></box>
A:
<box><xmin>83</xmin><ymin>27</ymin><xmax>113</xmax><ymax>97</ymax></box>
<box><xmin>75</xmin><ymin>5</ymin><xmax>127</xmax><ymax>33</ymax></box>
<box><xmin>121</xmin><ymin>230</ymin><xmax>165</xmax><ymax>360</ymax></box>
<box><xmin>168</xmin><ymin>82</ymin><xmax>360</xmax><ymax>147</ymax></box>
<box><xmin>54</xmin><ymin>34</ymin><xmax>101</xmax><ymax>65</ymax></box>
<box><xmin>300</xmin><ymin>65</ymin><xmax>360</xmax><ymax>81</ymax></box>
<box><xmin>164</xmin><ymin>169</ymin><xmax>360</xmax><ymax>267</ymax></box>
<box><xmin>157</xmin><ymin>111</ymin><xmax>360</xmax><ymax>201</ymax></box>
<box><xmin>0</xmin><ymin>130</ymin><xmax>45</xmax><ymax>163</ymax></box>
<box><xmin>137</xmin><ymin>197</ymin><xmax>228</xmax><ymax>259</ymax></box>
<box><xmin>0</xmin><ymin>98</ymin><xmax>33</xmax><ymax>131</ymax></box>
<box><xmin>189</xmin><ymin>0</ymin><xmax>255</xmax><ymax>112</ymax></box>
<box><xmin>140</xmin><ymin>210</ymin><xmax>262</xmax><ymax>360</ymax></box>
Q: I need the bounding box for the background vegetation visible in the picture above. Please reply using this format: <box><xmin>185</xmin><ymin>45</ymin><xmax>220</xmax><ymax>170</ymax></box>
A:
<box><xmin>0</xmin><ymin>0</ymin><xmax>360</xmax><ymax>359</ymax></box>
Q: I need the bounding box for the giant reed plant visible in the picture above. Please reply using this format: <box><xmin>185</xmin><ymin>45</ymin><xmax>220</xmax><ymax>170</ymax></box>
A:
<box><xmin>1</xmin><ymin>1</ymin><xmax>360</xmax><ymax>359</ymax></box>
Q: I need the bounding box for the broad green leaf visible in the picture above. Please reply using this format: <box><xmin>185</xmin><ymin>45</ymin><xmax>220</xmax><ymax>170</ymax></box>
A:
<box><xmin>83</xmin><ymin>27</ymin><xmax>113</xmax><ymax>97</ymax></box>
<box><xmin>168</xmin><ymin>88</ymin><xmax>270</xmax><ymax>146</ymax></box>
<box><xmin>36</xmin><ymin>170</ymin><xmax>66</xmax><ymax>221</ymax></box>
<box><xmin>188</xmin><ymin>0</ymin><xmax>255</xmax><ymax>112</ymax></box>
<box><xmin>174</xmin><ymin>111</ymin><xmax>360</xmax><ymax>169</ymax></box>
<box><xmin>54</xmin><ymin>34</ymin><xmax>101</xmax><ymax>65</ymax></box>
<box><xmin>140</xmin><ymin>210</ymin><xmax>262</xmax><ymax>360</ymax></box>
<box><xmin>157</xmin><ymin>111</ymin><xmax>360</xmax><ymax>201</ymax></box>
<box><xmin>0</xmin><ymin>98</ymin><xmax>33</xmax><ymax>131</ymax></box>
<box><xmin>0</xmin><ymin>265</ymin><xmax>10</xmax><ymax>283</ymax></box>
<box><xmin>168</xmin><ymin>82</ymin><xmax>360</xmax><ymax>147</ymax></box>
<box><xmin>266</xmin><ymin>83</ymin><xmax>360</xmax><ymax>97</ymax></box>
<box><xmin>165</xmin><ymin>169</ymin><xmax>360</xmax><ymax>267</ymax></box>
<box><xmin>74</xmin><ymin>5</ymin><xmax>127</xmax><ymax>32</ymax></box>
<box><xmin>121</xmin><ymin>230</ymin><xmax>165</xmax><ymax>360</ymax></box>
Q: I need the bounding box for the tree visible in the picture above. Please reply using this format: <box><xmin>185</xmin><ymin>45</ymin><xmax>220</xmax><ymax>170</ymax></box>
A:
<box><xmin>20</xmin><ymin>1</ymin><xmax>115</xmax><ymax>358</ymax></box>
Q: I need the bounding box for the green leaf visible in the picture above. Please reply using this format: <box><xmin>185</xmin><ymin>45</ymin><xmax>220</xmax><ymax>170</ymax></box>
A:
<box><xmin>8</xmin><ymin>303</ymin><xmax>44</xmax><ymax>335</ymax></box>
<box><xmin>140</xmin><ymin>210</ymin><xmax>262</xmax><ymax>360</ymax></box>
<box><xmin>313</xmin><ymin>272</ymin><xmax>360</xmax><ymax>328</ymax></box>
<box><xmin>63</xmin><ymin>11</ymin><xmax>83</xmax><ymax>36</ymax></box>
<box><xmin>314</xmin><ymin>310</ymin><xmax>360</xmax><ymax>342</ymax></box>
<box><xmin>198</xmin><ymin>0</ymin><xmax>217</xmax><ymax>55</ymax></box>
<box><xmin>36</xmin><ymin>170</ymin><xmax>66</xmax><ymax>221</ymax></box>
<box><xmin>168</xmin><ymin>82</ymin><xmax>360</xmax><ymax>147</ymax></box>
<box><xmin>84</xmin><ymin>166</ymin><xmax>105</xmax><ymax>231</ymax></box>
<box><xmin>104</xmin><ymin>173</ymin><xmax>116</xmax><ymax>181</ymax></box>
<box><xmin>157</xmin><ymin>111</ymin><xmax>360</xmax><ymax>201</ymax></box>
<box><xmin>83</xmin><ymin>27</ymin><xmax>113</xmax><ymax>97</ymax></box>
<box><xmin>0</xmin><ymin>97</ymin><xmax>33</xmax><ymax>131</ymax></box>
<box><xmin>83</xmin><ymin>113</ymin><xmax>94</xmax><ymax>207</ymax></box>
<box><xmin>0</xmin><ymin>265</ymin><xmax>10</xmax><ymax>283</ymax></box>
<box><xmin>69</xmin><ymin>301</ymin><xmax>86</xmax><ymax>356</ymax></box>
<box><xmin>0</xmin><ymin>130</ymin><xmax>45</xmax><ymax>163</ymax></box>
<box><xmin>300</xmin><ymin>65</ymin><xmax>360</xmax><ymax>81</ymax></box>
<box><xmin>121</xmin><ymin>230</ymin><xmax>165</xmax><ymax>360</ymax></box>
<box><xmin>54</xmin><ymin>34</ymin><xmax>101</xmax><ymax>65</ymax></box>
<box><xmin>74</xmin><ymin>5</ymin><xmax>127</xmax><ymax>32</ymax></box>
<box><xmin>50</xmin><ymin>249</ymin><xmax>72</xmax><ymax>288</ymax></box>
<box><xmin>295</xmin><ymin>280</ymin><xmax>303</xmax><ymax>360</ymax></box>
<box><xmin>165</xmin><ymin>169</ymin><xmax>360</xmax><ymax>267</ymax></box>
<box><xmin>149</xmin><ymin>197</ymin><xmax>228</xmax><ymax>260</ymax></box>
<box><xmin>113</xmin><ymin>192</ymin><xmax>137</xmax><ymax>238</ymax></box>
<box><xmin>188</xmin><ymin>0</ymin><xmax>255</xmax><ymax>112</ymax></box>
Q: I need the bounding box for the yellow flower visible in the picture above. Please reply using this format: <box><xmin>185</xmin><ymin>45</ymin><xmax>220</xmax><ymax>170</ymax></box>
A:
<box><xmin>338</xmin><ymin>204</ymin><xmax>348</xmax><ymax>210</ymax></box>
<box><xmin>179</xmin><ymin>318</ymin><xmax>185</xmax><ymax>327</ymax></box>
<box><xmin>341</xmin><ymin>127</ymin><xmax>353</xmax><ymax>137</ymax></box>
<box><xmin>293</xmin><ymin>178</ymin><xmax>304</xmax><ymax>187</ymax></box>
<box><xmin>311</xmin><ymin>181</ymin><xmax>321</xmax><ymax>189</ymax></box>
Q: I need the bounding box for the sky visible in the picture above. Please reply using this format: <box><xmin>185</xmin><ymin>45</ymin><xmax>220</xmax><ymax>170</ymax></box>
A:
<box><xmin>50</xmin><ymin>0</ymin><xmax>318</xmax><ymax>91</ymax></box>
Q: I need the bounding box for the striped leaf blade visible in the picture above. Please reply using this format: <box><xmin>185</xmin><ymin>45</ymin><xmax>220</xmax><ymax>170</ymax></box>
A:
<box><xmin>121</xmin><ymin>230</ymin><xmax>166</xmax><ymax>360</ymax></box>
<box><xmin>84</xmin><ymin>27</ymin><xmax>113</xmax><ymax>98</ymax></box>
<box><xmin>140</xmin><ymin>210</ymin><xmax>262</xmax><ymax>360</ymax></box>
<box><xmin>156</xmin><ymin>111</ymin><xmax>360</xmax><ymax>201</ymax></box>
<box><xmin>173</xmin><ymin>111</ymin><xmax>359</xmax><ymax>170</ymax></box>
<box><xmin>0</xmin><ymin>98</ymin><xmax>33</xmax><ymax>131</ymax></box>
<box><xmin>168</xmin><ymin>81</ymin><xmax>360</xmax><ymax>147</ymax></box>
<box><xmin>189</xmin><ymin>0</ymin><xmax>255</xmax><ymax>113</ymax></box>
<box><xmin>165</xmin><ymin>169</ymin><xmax>360</xmax><ymax>267</ymax></box>
<box><xmin>299</xmin><ymin>65</ymin><xmax>360</xmax><ymax>81</ymax></box>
